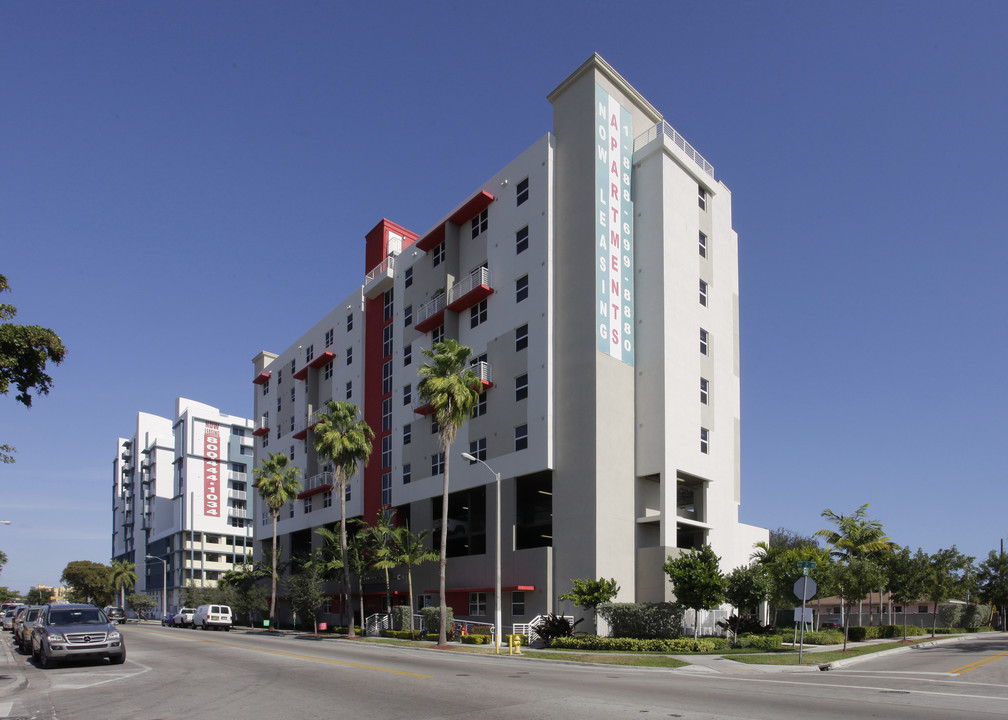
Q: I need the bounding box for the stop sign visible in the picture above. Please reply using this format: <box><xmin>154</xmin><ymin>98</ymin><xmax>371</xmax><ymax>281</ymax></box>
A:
<box><xmin>794</xmin><ymin>577</ymin><xmax>817</xmax><ymax>601</ymax></box>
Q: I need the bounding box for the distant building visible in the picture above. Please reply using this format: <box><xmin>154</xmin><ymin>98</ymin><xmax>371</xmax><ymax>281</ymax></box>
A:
<box><xmin>250</xmin><ymin>54</ymin><xmax>767</xmax><ymax>628</ymax></box>
<box><xmin>30</xmin><ymin>584</ymin><xmax>69</xmax><ymax>604</ymax></box>
<box><xmin>112</xmin><ymin>398</ymin><xmax>255</xmax><ymax>614</ymax></box>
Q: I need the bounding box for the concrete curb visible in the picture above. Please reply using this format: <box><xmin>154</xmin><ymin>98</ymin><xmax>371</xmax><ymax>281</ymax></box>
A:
<box><xmin>818</xmin><ymin>633</ymin><xmax>973</xmax><ymax>671</ymax></box>
<box><xmin>0</xmin><ymin>635</ymin><xmax>29</xmax><ymax>696</ymax></box>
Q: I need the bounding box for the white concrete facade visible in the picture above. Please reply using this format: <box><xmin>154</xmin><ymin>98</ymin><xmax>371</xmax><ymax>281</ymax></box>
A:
<box><xmin>250</xmin><ymin>55</ymin><xmax>767</xmax><ymax>629</ymax></box>
<box><xmin>112</xmin><ymin>398</ymin><xmax>255</xmax><ymax>613</ymax></box>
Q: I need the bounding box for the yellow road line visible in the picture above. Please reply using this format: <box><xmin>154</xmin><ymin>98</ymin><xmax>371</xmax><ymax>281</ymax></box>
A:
<box><xmin>950</xmin><ymin>649</ymin><xmax>1008</xmax><ymax>675</ymax></box>
<box><xmin>132</xmin><ymin>627</ymin><xmax>432</xmax><ymax>678</ymax></box>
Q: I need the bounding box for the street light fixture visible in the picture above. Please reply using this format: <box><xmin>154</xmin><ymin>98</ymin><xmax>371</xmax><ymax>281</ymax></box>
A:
<box><xmin>461</xmin><ymin>452</ymin><xmax>502</xmax><ymax>654</ymax></box>
<box><xmin>145</xmin><ymin>555</ymin><xmax>167</xmax><ymax>621</ymax></box>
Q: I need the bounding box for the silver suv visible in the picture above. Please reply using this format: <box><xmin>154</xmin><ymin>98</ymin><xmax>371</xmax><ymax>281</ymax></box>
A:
<box><xmin>31</xmin><ymin>604</ymin><xmax>126</xmax><ymax>668</ymax></box>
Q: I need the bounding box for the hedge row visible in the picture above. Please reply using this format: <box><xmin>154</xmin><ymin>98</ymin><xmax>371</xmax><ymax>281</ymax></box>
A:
<box><xmin>549</xmin><ymin>636</ymin><xmax>720</xmax><ymax>653</ymax></box>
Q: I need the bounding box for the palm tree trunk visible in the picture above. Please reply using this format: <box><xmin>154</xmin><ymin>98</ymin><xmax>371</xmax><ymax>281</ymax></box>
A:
<box><xmin>438</xmin><ymin>446</ymin><xmax>450</xmax><ymax>645</ymax></box>
<box><xmin>271</xmin><ymin>513</ymin><xmax>278</xmax><ymax>627</ymax></box>
<box><xmin>340</xmin><ymin>479</ymin><xmax>355</xmax><ymax>638</ymax></box>
<box><xmin>407</xmin><ymin>567</ymin><xmax>415</xmax><ymax>636</ymax></box>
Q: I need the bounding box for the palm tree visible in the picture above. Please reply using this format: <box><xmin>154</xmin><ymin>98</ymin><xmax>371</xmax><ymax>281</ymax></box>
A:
<box><xmin>816</xmin><ymin>504</ymin><xmax>893</xmax><ymax>629</ymax></box>
<box><xmin>369</xmin><ymin>509</ymin><xmax>398</xmax><ymax>616</ymax></box>
<box><xmin>417</xmin><ymin>338</ymin><xmax>480</xmax><ymax>645</ymax></box>
<box><xmin>392</xmin><ymin>523</ymin><xmax>439</xmax><ymax>636</ymax></box>
<box><xmin>317</xmin><ymin>519</ymin><xmax>369</xmax><ymax>634</ymax></box>
<box><xmin>253</xmin><ymin>452</ymin><xmax>303</xmax><ymax>628</ymax></box>
<box><xmin>110</xmin><ymin>559</ymin><xmax>137</xmax><ymax>609</ymax></box>
<box><xmin>312</xmin><ymin>400</ymin><xmax>374</xmax><ymax>639</ymax></box>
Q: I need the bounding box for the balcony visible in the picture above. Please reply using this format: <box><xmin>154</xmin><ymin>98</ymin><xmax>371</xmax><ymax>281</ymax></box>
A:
<box><xmin>472</xmin><ymin>360</ymin><xmax>493</xmax><ymax>389</ymax></box>
<box><xmin>252</xmin><ymin>416</ymin><xmax>270</xmax><ymax>437</ymax></box>
<box><xmin>298</xmin><ymin>471</ymin><xmax>334</xmax><ymax>500</ymax></box>
<box><xmin>415</xmin><ymin>293</ymin><xmax>447</xmax><ymax>334</ymax></box>
<box><xmin>448</xmin><ymin>190</ymin><xmax>495</xmax><ymax>227</ymax></box>
<box><xmin>228</xmin><ymin>489</ymin><xmax>248</xmax><ymax>501</ymax></box>
<box><xmin>292</xmin><ymin>411</ymin><xmax>323</xmax><ymax>441</ymax></box>
<box><xmin>252</xmin><ymin>371</ymin><xmax>271</xmax><ymax>386</ymax></box>
<box><xmin>363</xmin><ymin>254</ymin><xmax>396</xmax><ymax>299</ymax></box>
<box><xmin>446</xmin><ymin>266</ymin><xmax>494</xmax><ymax>312</ymax></box>
<box><xmin>413</xmin><ymin>401</ymin><xmax>434</xmax><ymax>416</ymax></box>
<box><xmin>229</xmin><ymin>470</ymin><xmax>248</xmax><ymax>484</ymax></box>
<box><xmin>227</xmin><ymin>506</ymin><xmax>251</xmax><ymax>520</ymax></box>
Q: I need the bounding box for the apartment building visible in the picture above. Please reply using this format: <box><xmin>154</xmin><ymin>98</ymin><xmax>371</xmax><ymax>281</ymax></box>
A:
<box><xmin>250</xmin><ymin>54</ymin><xmax>767</xmax><ymax>628</ymax></box>
<box><xmin>112</xmin><ymin>398</ymin><xmax>255</xmax><ymax>613</ymax></box>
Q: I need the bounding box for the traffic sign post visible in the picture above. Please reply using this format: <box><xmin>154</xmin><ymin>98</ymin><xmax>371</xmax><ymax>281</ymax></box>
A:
<box><xmin>794</xmin><ymin>567</ymin><xmax>818</xmax><ymax>663</ymax></box>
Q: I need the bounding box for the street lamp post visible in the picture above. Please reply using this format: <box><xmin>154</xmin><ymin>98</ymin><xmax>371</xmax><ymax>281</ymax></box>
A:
<box><xmin>145</xmin><ymin>555</ymin><xmax>166</xmax><ymax>621</ymax></box>
<box><xmin>461</xmin><ymin>452</ymin><xmax>502</xmax><ymax>654</ymax></box>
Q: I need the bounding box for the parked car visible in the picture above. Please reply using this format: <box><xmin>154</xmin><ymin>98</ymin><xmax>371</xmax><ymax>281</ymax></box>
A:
<box><xmin>31</xmin><ymin>604</ymin><xmax>126</xmax><ymax>668</ymax></box>
<box><xmin>172</xmin><ymin>608</ymin><xmax>196</xmax><ymax>628</ymax></box>
<box><xmin>103</xmin><ymin>606</ymin><xmax>127</xmax><ymax>624</ymax></box>
<box><xmin>193</xmin><ymin>604</ymin><xmax>232</xmax><ymax>631</ymax></box>
<box><xmin>2</xmin><ymin>609</ymin><xmax>18</xmax><ymax>631</ymax></box>
<box><xmin>14</xmin><ymin>606</ymin><xmax>45</xmax><ymax>652</ymax></box>
<box><xmin>161</xmin><ymin>612</ymin><xmax>174</xmax><ymax>626</ymax></box>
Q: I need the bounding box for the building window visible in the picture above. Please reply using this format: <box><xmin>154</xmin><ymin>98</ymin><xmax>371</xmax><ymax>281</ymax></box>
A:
<box><xmin>323</xmin><ymin>361</ymin><xmax>333</xmax><ymax>380</ymax></box>
<box><xmin>382</xmin><ymin>361</ymin><xmax>393</xmax><ymax>395</ymax></box>
<box><xmin>515</xmin><ymin>324</ymin><xmax>528</xmax><ymax>352</ymax></box>
<box><xmin>432</xmin><ymin>242</ymin><xmax>445</xmax><ymax>268</ymax></box>
<box><xmin>470</xmin><ymin>299</ymin><xmax>488</xmax><ymax>329</ymax></box>
<box><xmin>468</xmin><ymin>437</ymin><xmax>486</xmax><ymax>462</ymax></box>
<box><xmin>345</xmin><ymin>483</ymin><xmax>351</xmax><ymax>502</ymax></box>
<box><xmin>346</xmin><ymin>347</ymin><xmax>353</xmax><ymax>365</ymax></box>
<box><xmin>304</xmin><ymin>496</ymin><xmax>313</xmax><ymax>513</ymax></box>
<box><xmin>290</xmin><ymin>416</ymin><xmax>295</xmax><ymax>432</ymax></box>
<box><xmin>511</xmin><ymin>591</ymin><xmax>525</xmax><ymax>617</ymax></box>
<box><xmin>288</xmin><ymin>502</ymin><xmax>294</xmax><ymax>519</ymax></box>
<box><xmin>276</xmin><ymin>396</ymin><xmax>281</xmax><ymax>413</ymax></box>
<box><xmin>403</xmin><ymin>463</ymin><xmax>411</xmax><ymax>484</ymax></box>
<box><xmin>322</xmin><ymin>491</ymin><xmax>332</xmax><ymax>508</ymax></box>
<box><xmin>471</xmin><ymin>209</ymin><xmax>488</xmax><ymax>239</ymax></box>
<box><xmin>262</xmin><ymin>378</ymin><xmax>269</xmax><ymax>396</ymax></box>
<box><xmin>290</xmin><ymin>388</ymin><xmax>295</xmax><ymax>403</ymax></box>
<box><xmin>345</xmin><ymin>380</ymin><xmax>353</xmax><ymax>400</ymax></box>
<box><xmin>404</xmin><ymin>304</ymin><xmax>413</xmax><ymax>327</ymax></box>
<box><xmin>403</xmin><ymin>423</ymin><xmax>412</xmax><ymax>445</ymax></box>
<box><xmin>699</xmin><ymin>280</ymin><xmax>708</xmax><ymax>307</ymax></box>
<box><xmin>384</xmin><ymin>290</ymin><xmax>394</xmax><ymax>323</ymax></box>
<box><xmin>290</xmin><ymin>359</ymin><xmax>296</xmax><ymax>374</ymax></box>
<box><xmin>432</xmin><ymin>325</ymin><xmax>445</xmax><ymax>345</ymax></box>
<box><xmin>276</xmin><ymin>370</ymin><xmax>282</xmax><ymax>386</ymax></box>
<box><xmin>700</xmin><ymin>328</ymin><xmax>709</xmax><ymax>356</ymax></box>
<box><xmin>698</xmin><ymin>185</ymin><xmax>707</xmax><ymax>211</ymax></box>
<box><xmin>432</xmin><ymin>452</ymin><xmax>445</xmax><ymax>476</ymax></box>
<box><xmin>382</xmin><ymin>398</ymin><xmax>392</xmax><ymax>432</ymax></box>
<box><xmin>382</xmin><ymin>472</ymin><xmax>392</xmax><ymax>506</ymax></box>
<box><xmin>700</xmin><ymin>377</ymin><xmax>709</xmax><ymax>405</ymax></box>
<box><xmin>305</xmin><ymin>344</ymin><xmax>314</xmax><ymax>363</ymax></box>
<box><xmin>431</xmin><ymin>416</ymin><xmax>439</xmax><ymax>435</ymax></box>
<box><xmin>516</xmin><ymin>177</ymin><xmax>529</xmax><ymax>206</ymax></box>
<box><xmin>403</xmin><ymin>344</ymin><xmax>412</xmax><ymax>366</ymax></box>
<box><xmin>700</xmin><ymin>427</ymin><xmax>710</xmax><ymax>454</ymax></box>
<box><xmin>516</xmin><ymin>274</ymin><xmax>528</xmax><ymax>303</ymax></box>
<box><xmin>515</xmin><ymin>424</ymin><xmax>528</xmax><ymax>451</ymax></box>
<box><xmin>383</xmin><ymin>324</ymin><xmax>394</xmax><ymax>357</ymax></box>
<box><xmin>381</xmin><ymin>435</ymin><xmax>392</xmax><ymax>468</ymax></box>
<box><xmin>516</xmin><ymin>226</ymin><xmax>529</xmax><ymax>254</ymax></box>
<box><xmin>469</xmin><ymin>592</ymin><xmax>487</xmax><ymax>616</ymax></box>
<box><xmin>405</xmin><ymin>267</ymin><xmax>413</xmax><ymax>288</ymax></box>
<box><xmin>698</xmin><ymin>231</ymin><xmax>707</xmax><ymax>258</ymax></box>
<box><xmin>403</xmin><ymin>384</ymin><xmax>412</xmax><ymax>406</ymax></box>
<box><xmin>325</xmin><ymin>328</ymin><xmax>334</xmax><ymax>347</ymax></box>
<box><xmin>472</xmin><ymin>392</ymin><xmax>487</xmax><ymax>418</ymax></box>
<box><xmin>515</xmin><ymin>373</ymin><xmax>529</xmax><ymax>402</ymax></box>
<box><xmin>346</xmin><ymin>313</ymin><xmax>353</xmax><ymax>331</ymax></box>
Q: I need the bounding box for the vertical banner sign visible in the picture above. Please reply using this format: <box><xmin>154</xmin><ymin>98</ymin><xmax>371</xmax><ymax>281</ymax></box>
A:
<box><xmin>595</xmin><ymin>83</ymin><xmax>635</xmax><ymax>365</ymax></box>
<box><xmin>203</xmin><ymin>422</ymin><xmax>221</xmax><ymax>517</ymax></box>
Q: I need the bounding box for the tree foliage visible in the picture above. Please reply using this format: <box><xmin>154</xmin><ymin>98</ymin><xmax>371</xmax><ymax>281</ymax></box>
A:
<box><xmin>110</xmin><ymin>559</ymin><xmax>137</xmax><ymax>608</ymax></box>
<box><xmin>61</xmin><ymin>560</ymin><xmax>114</xmax><ymax>606</ymax></box>
<box><xmin>1</xmin><ymin>274</ymin><xmax>67</xmax><ymax>463</ymax></box>
<box><xmin>25</xmin><ymin>586</ymin><xmax>52</xmax><ymax>605</ymax></box>
<box><xmin>886</xmin><ymin>548</ymin><xmax>932</xmax><ymax>640</ymax></box>
<box><xmin>976</xmin><ymin>549</ymin><xmax>1008</xmax><ymax>630</ymax></box>
<box><xmin>313</xmin><ymin>400</ymin><xmax>373</xmax><ymax>639</ymax></box>
<box><xmin>126</xmin><ymin>593</ymin><xmax>158</xmax><ymax>619</ymax></box>
<box><xmin>559</xmin><ymin>577</ymin><xmax>620</xmax><ymax>629</ymax></box>
<box><xmin>663</xmin><ymin>546</ymin><xmax>727</xmax><ymax>640</ymax></box>
<box><xmin>220</xmin><ymin>563</ymin><xmax>270</xmax><ymax>626</ymax></box>
<box><xmin>724</xmin><ymin>564</ymin><xmax>770</xmax><ymax>618</ymax></box>
<box><xmin>387</xmin><ymin>523</ymin><xmax>439</xmax><ymax>635</ymax></box>
<box><xmin>925</xmin><ymin>546</ymin><xmax>975</xmax><ymax>636</ymax></box>
<box><xmin>0</xmin><ymin>587</ymin><xmax>19</xmax><ymax>603</ymax></box>
<box><xmin>417</xmin><ymin>338</ymin><xmax>479</xmax><ymax>645</ymax></box>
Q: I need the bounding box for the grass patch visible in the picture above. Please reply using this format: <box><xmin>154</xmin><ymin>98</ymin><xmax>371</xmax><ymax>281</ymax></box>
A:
<box><xmin>527</xmin><ymin>651</ymin><xmax>689</xmax><ymax>668</ymax></box>
<box><xmin>729</xmin><ymin>641</ymin><xmax>906</xmax><ymax>666</ymax></box>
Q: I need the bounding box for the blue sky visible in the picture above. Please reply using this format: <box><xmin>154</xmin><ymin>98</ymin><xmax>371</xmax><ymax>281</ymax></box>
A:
<box><xmin>2</xmin><ymin>1</ymin><xmax>1006</xmax><ymax>594</ymax></box>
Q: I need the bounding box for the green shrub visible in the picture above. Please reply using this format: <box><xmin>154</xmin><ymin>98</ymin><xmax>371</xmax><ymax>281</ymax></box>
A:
<box><xmin>802</xmin><ymin>630</ymin><xmax>844</xmax><ymax>645</ymax></box>
<box><xmin>937</xmin><ymin>604</ymin><xmax>962</xmax><ymax>629</ymax></box>
<box><xmin>461</xmin><ymin>634</ymin><xmax>491</xmax><ymax>645</ymax></box>
<box><xmin>737</xmin><ymin>634</ymin><xmax>782</xmax><ymax>650</ymax></box>
<box><xmin>876</xmin><ymin>624</ymin><xmax>926</xmax><ymax>638</ymax></box>
<box><xmin>379</xmin><ymin>629</ymin><xmax>423</xmax><ymax>640</ymax></box>
<box><xmin>596</xmin><ymin>602</ymin><xmax>683</xmax><ymax>639</ymax></box>
<box><xmin>391</xmin><ymin>605</ymin><xmax>412</xmax><ymax>631</ymax></box>
<box><xmin>420</xmin><ymin>606</ymin><xmax>453</xmax><ymax>638</ymax></box>
<box><xmin>549</xmin><ymin>636</ymin><xmax>718</xmax><ymax>653</ymax></box>
<box><xmin>331</xmin><ymin>625</ymin><xmax>362</xmax><ymax>635</ymax></box>
<box><xmin>960</xmin><ymin>604</ymin><xmax>992</xmax><ymax>630</ymax></box>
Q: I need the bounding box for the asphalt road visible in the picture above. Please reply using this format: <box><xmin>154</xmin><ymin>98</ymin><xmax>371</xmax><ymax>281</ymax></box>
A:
<box><xmin>2</xmin><ymin>625</ymin><xmax>1006</xmax><ymax>719</ymax></box>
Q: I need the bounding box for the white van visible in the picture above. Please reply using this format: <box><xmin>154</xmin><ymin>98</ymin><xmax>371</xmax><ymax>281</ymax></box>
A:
<box><xmin>193</xmin><ymin>604</ymin><xmax>233</xmax><ymax>631</ymax></box>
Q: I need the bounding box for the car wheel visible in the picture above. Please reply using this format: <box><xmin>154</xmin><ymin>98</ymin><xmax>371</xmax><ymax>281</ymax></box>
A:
<box><xmin>39</xmin><ymin>649</ymin><xmax>54</xmax><ymax>669</ymax></box>
<box><xmin>31</xmin><ymin>642</ymin><xmax>40</xmax><ymax>663</ymax></box>
<box><xmin>110</xmin><ymin>650</ymin><xmax>126</xmax><ymax>665</ymax></box>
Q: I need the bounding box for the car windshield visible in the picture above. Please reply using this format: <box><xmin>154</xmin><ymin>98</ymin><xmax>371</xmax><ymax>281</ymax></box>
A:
<box><xmin>49</xmin><ymin>608</ymin><xmax>106</xmax><ymax>625</ymax></box>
